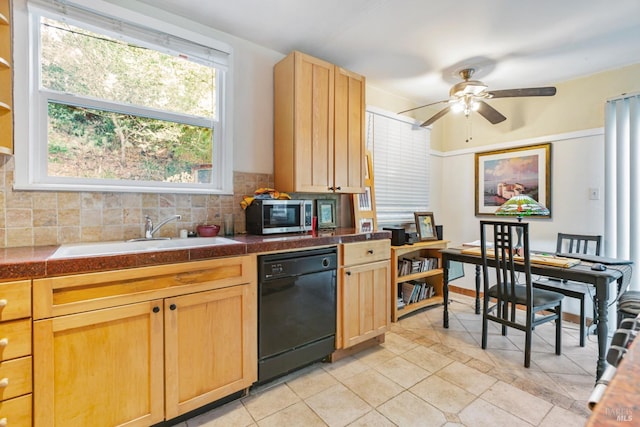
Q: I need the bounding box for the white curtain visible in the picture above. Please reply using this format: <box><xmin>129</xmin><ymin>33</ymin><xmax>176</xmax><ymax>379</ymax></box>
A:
<box><xmin>604</xmin><ymin>94</ymin><xmax>640</xmax><ymax>290</ymax></box>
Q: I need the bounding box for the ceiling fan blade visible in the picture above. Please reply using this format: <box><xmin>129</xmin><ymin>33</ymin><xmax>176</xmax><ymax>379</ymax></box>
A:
<box><xmin>398</xmin><ymin>99</ymin><xmax>448</xmax><ymax>115</ymax></box>
<box><xmin>477</xmin><ymin>101</ymin><xmax>507</xmax><ymax>124</ymax></box>
<box><xmin>420</xmin><ymin>106</ymin><xmax>451</xmax><ymax>127</ymax></box>
<box><xmin>488</xmin><ymin>87</ymin><xmax>556</xmax><ymax>98</ymax></box>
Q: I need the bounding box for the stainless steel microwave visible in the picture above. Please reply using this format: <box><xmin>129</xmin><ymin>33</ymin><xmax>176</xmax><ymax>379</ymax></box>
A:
<box><xmin>245</xmin><ymin>199</ymin><xmax>313</xmax><ymax>235</ymax></box>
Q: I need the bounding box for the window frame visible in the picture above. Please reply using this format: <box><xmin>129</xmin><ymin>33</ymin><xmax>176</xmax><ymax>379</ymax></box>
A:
<box><xmin>13</xmin><ymin>0</ymin><xmax>234</xmax><ymax>194</ymax></box>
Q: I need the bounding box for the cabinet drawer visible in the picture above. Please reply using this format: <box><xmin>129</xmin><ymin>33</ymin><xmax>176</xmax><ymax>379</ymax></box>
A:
<box><xmin>0</xmin><ymin>394</ymin><xmax>32</xmax><ymax>427</ymax></box>
<box><xmin>0</xmin><ymin>281</ymin><xmax>31</xmax><ymax>322</ymax></box>
<box><xmin>34</xmin><ymin>255</ymin><xmax>256</xmax><ymax>319</ymax></box>
<box><xmin>0</xmin><ymin>357</ymin><xmax>32</xmax><ymax>401</ymax></box>
<box><xmin>342</xmin><ymin>240</ymin><xmax>390</xmax><ymax>266</ymax></box>
<box><xmin>0</xmin><ymin>319</ymin><xmax>31</xmax><ymax>362</ymax></box>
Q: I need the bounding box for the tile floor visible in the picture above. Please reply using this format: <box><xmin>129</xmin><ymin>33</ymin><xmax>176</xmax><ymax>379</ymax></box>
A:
<box><xmin>174</xmin><ymin>294</ymin><xmax>599</xmax><ymax>426</ymax></box>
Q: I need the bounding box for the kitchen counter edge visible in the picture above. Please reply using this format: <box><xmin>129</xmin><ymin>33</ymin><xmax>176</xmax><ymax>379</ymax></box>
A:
<box><xmin>0</xmin><ymin>229</ymin><xmax>391</xmax><ymax>280</ymax></box>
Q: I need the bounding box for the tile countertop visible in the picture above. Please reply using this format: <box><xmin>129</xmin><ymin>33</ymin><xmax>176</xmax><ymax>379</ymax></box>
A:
<box><xmin>0</xmin><ymin>228</ymin><xmax>391</xmax><ymax>281</ymax></box>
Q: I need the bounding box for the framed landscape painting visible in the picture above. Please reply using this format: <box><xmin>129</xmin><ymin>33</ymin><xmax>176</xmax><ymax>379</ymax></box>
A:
<box><xmin>475</xmin><ymin>143</ymin><xmax>551</xmax><ymax>216</ymax></box>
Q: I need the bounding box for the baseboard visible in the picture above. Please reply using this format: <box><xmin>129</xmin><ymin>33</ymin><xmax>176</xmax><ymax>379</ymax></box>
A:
<box><xmin>448</xmin><ymin>286</ymin><xmax>592</xmax><ymax>326</ymax></box>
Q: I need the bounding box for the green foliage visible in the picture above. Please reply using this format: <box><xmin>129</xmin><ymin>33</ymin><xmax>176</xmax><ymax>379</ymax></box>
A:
<box><xmin>41</xmin><ymin>17</ymin><xmax>216</xmax><ymax>183</ymax></box>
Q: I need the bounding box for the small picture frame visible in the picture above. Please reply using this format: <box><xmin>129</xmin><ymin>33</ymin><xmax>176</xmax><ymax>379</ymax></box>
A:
<box><xmin>358</xmin><ymin>218</ymin><xmax>374</xmax><ymax>233</ymax></box>
<box><xmin>414</xmin><ymin>212</ymin><xmax>437</xmax><ymax>241</ymax></box>
<box><xmin>317</xmin><ymin>199</ymin><xmax>337</xmax><ymax>229</ymax></box>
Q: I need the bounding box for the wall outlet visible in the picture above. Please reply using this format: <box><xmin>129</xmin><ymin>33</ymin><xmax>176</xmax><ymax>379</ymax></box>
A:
<box><xmin>589</xmin><ymin>188</ymin><xmax>600</xmax><ymax>200</ymax></box>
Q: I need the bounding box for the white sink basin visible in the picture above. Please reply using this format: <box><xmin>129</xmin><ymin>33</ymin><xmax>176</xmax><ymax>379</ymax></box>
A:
<box><xmin>50</xmin><ymin>237</ymin><xmax>239</xmax><ymax>259</ymax></box>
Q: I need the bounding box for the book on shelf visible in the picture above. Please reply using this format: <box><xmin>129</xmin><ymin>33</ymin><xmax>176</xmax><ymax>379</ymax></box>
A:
<box><xmin>397</xmin><ymin>256</ymin><xmax>439</xmax><ymax>276</ymax></box>
<box><xmin>400</xmin><ymin>280</ymin><xmax>435</xmax><ymax>304</ymax></box>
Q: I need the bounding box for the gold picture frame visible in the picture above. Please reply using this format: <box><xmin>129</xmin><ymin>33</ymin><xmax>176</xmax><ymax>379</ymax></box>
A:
<box><xmin>414</xmin><ymin>212</ymin><xmax>437</xmax><ymax>241</ymax></box>
<box><xmin>475</xmin><ymin>143</ymin><xmax>551</xmax><ymax>216</ymax></box>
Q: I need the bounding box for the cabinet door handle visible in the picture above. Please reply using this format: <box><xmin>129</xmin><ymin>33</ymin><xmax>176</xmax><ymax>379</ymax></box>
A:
<box><xmin>346</xmin><ymin>271</ymin><xmax>351</xmax><ymax>276</ymax></box>
<box><xmin>0</xmin><ymin>299</ymin><xmax>7</xmax><ymax>308</ymax></box>
<box><xmin>0</xmin><ymin>378</ymin><xmax>8</xmax><ymax>388</ymax></box>
<box><xmin>328</xmin><ymin>186</ymin><xmax>334</xmax><ymax>191</ymax></box>
<box><xmin>0</xmin><ymin>338</ymin><xmax>8</xmax><ymax>347</ymax></box>
<box><xmin>169</xmin><ymin>304</ymin><xmax>177</xmax><ymax>311</ymax></box>
<box><xmin>0</xmin><ymin>417</ymin><xmax>7</xmax><ymax>426</ymax></box>
<box><xmin>152</xmin><ymin>306</ymin><xmax>160</xmax><ymax>313</ymax></box>
<box><xmin>335</xmin><ymin>186</ymin><xmax>341</xmax><ymax>191</ymax></box>
<box><xmin>367</xmin><ymin>249</ymin><xmax>374</xmax><ymax>254</ymax></box>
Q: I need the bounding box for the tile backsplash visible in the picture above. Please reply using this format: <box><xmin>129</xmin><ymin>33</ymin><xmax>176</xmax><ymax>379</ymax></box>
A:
<box><xmin>0</xmin><ymin>155</ymin><xmax>273</xmax><ymax>248</ymax></box>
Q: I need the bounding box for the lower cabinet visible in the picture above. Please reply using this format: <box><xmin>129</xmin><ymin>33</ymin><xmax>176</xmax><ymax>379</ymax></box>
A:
<box><xmin>338</xmin><ymin>240</ymin><xmax>391</xmax><ymax>349</ymax></box>
<box><xmin>32</xmin><ymin>257</ymin><xmax>257</xmax><ymax>427</ymax></box>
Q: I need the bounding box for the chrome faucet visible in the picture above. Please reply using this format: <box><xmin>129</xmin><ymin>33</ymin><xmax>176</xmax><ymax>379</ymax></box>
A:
<box><xmin>144</xmin><ymin>214</ymin><xmax>181</xmax><ymax>239</ymax></box>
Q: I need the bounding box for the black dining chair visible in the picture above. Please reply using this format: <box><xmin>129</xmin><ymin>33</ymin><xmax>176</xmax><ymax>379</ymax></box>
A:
<box><xmin>533</xmin><ymin>233</ymin><xmax>602</xmax><ymax>346</ymax></box>
<box><xmin>480</xmin><ymin>220</ymin><xmax>564</xmax><ymax>368</ymax></box>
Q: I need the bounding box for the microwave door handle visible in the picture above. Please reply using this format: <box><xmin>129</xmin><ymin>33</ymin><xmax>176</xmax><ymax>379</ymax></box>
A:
<box><xmin>300</xmin><ymin>201</ymin><xmax>305</xmax><ymax>228</ymax></box>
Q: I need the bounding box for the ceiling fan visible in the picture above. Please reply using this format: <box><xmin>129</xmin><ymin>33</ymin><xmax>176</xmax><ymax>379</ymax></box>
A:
<box><xmin>400</xmin><ymin>68</ymin><xmax>556</xmax><ymax>127</ymax></box>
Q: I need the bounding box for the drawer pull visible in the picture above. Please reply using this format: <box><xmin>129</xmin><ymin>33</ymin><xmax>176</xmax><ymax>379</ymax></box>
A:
<box><xmin>0</xmin><ymin>417</ymin><xmax>6</xmax><ymax>426</ymax></box>
<box><xmin>0</xmin><ymin>338</ymin><xmax>7</xmax><ymax>347</ymax></box>
<box><xmin>367</xmin><ymin>250</ymin><xmax>374</xmax><ymax>254</ymax></box>
<box><xmin>0</xmin><ymin>378</ymin><xmax>8</xmax><ymax>388</ymax></box>
<box><xmin>152</xmin><ymin>306</ymin><xmax>160</xmax><ymax>313</ymax></box>
<box><xmin>0</xmin><ymin>299</ymin><xmax>6</xmax><ymax>308</ymax></box>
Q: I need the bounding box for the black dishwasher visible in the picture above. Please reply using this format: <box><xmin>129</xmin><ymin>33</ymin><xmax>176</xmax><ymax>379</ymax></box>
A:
<box><xmin>257</xmin><ymin>247</ymin><xmax>337</xmax><ymax>384</ymax></box>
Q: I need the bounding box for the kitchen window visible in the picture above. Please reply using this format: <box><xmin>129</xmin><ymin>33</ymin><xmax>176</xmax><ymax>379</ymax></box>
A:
<box><xmin>366</xmin><ymin>107</ymin><xmax>431</xmax><ymax>226</ymax></box>
<box><xmin>13</xmin><ymin>0</ymin><xmax>233</xmax><ymax>194</ymax></box>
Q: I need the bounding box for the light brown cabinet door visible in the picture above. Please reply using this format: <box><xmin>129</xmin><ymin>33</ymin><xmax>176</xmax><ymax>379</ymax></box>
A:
<box><xmin>340</xmin><ymin>260</ymin><xmax>390</xmax><ymax>348</ymax></box>
<box><xmin>164</xmin><ymin>284</ymin><xmax>257</xmax><ymax>419</ymax></box>
<box><xmin>334</xmin><ymin>67</ymin><xmax>365</xmax><ymax>193</ymax></box>
<box><xmin>33</xmin><ymin>301</ymin><xmax>165</xmax><ymax>427</ymax></box>
<box><xmin>293</xmin><ymin>52</ymin><xmax>335</xmax><ymax>192</ymax></box>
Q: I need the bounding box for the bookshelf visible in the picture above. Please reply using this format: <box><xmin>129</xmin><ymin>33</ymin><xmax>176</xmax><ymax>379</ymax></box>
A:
<box><xmin>391</xmin><ymin>239</ymin><xmax>448</xmax><ymax>322</ymax></box>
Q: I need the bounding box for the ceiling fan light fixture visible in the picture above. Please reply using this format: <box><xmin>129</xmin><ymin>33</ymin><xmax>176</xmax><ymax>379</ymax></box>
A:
<box><xmin>450</xmin><ymin>100</ymin><xmax>465</xmax><ymax>113</ymax></box>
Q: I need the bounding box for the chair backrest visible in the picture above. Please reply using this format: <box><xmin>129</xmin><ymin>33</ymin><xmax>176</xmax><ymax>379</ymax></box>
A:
<box><xmin>480</xmin><ymin>220</ymin><xmax>533</xmax><ymax>310</ymax></box>
<box><xmin>556</xmin><ymin>233</ymin><xmax>602</xmax><ymax>255</ymax></box>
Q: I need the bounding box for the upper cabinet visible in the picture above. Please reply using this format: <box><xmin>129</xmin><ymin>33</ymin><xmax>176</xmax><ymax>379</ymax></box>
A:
<box><xmin>0</xmin><ymin>0</ymin><xmax>12</xmax><ymax>155</ymax></box>
<box><xmin>274</xmin><ymin>51</ymin><xmax>365</xmax><ymax>194</ymax></box>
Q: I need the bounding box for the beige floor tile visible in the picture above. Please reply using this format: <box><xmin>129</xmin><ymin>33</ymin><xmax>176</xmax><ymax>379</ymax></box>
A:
<box><xmin>242</xmin><ymin>383</ymin><xmax>300</xmax><ymax>421</ymax></box>
<box><xmin>341</xmin><ymin>369</ymin><xmax>405</xmax><ymax>407</ymax></box>
<box><xmin>185</xmin><ymin>400</ymin><xmax>255</xmax><ymax>427</ymax></box>
<box><xmin>400</xmin><ymin>344</ymin><xmax>455</xmax><ymax>372</ymax></box>
<box><xmin>347</xmin><ymin>410</ymin><xmax>396</xmax><ymax>426</ymax></box>
<box><xmin>305</xmin><ymin>383</ymin><xmax>371</xmax><ymax>427</ymax></box>
<box><xmin>436</xmin><ymin>361</ymin><xmax>497</xmax><ymax>396</ymax></box>
<box><xmin>380</xmin><ymin>331</ymin><xmax>419</xmax><ymax>355</ymax></box>
<box><xmin>480</xmin><ymin>380</ymin><xmax>553</xmax><ymax>425</ymax></box>
<box><xmin>257</xmin><ymin>401</ymin><xmax>326</xmax><ymax>427</ymax></box>
<box><xmin>287</xmin><ymin>364</ymin><xmax>339</xmax><ymax>399</ymax></box>
<box><xmin>352</xmin><ymin>345</ymin><xmax>397</xmax><ymax>368</ymax></box>
<box><xmin>458</xmin><ymin>399</ymin><xmax>532</xmax><ymax>427</ymax></box>
<box><xmin>322</xmin><ymin>355</ymin><xmax>369</xmax><ymax>382</ymax></box>
<box><xmin>373</xmin><ymin>355</ymin><xmax>431</xmax><ymax>388</ymax></box>
<box><xmin>377</xmin><ymin>390</ymin><xmax>446</xmax><ymax>427</ymax></box>
<box><xmin>538</xmin><ymin>405</ymin><xmax>589</xmax><ymax>427</ymax></box>
<box><xmin>410</xmin><ymin>375</ymin><xmax>476</xmax><ymax>413</ymax></box>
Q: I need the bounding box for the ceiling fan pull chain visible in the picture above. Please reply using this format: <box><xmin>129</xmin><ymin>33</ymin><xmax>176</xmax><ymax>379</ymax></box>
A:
<box><xmin>465</xmin><ymin>115</ymin><xmax>473</xmax><ymax>143</ymax></box>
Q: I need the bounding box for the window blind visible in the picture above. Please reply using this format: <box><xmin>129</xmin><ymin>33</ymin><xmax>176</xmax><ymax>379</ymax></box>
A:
<box><xmin>29</xmin><ymin>0</ymin><xmax>230</xmax><ymax>69</ymax></box>
<box><xmin>366</xmin><ymin>108</ymin><xmax>431</xmax><ymax>226</ymax></box>
<box><xmin>604</xmin><ymin>93</ymin><xmax>640</xmax><ymax>290</ymax></box>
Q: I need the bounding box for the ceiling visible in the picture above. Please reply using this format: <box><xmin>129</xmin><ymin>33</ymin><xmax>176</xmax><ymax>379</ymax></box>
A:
<box><xmin>137</xmin><ymin>0</ymin><xmax>640</xmax><ymax>109</ymax></box>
